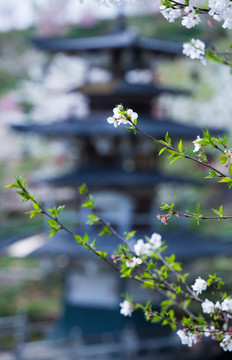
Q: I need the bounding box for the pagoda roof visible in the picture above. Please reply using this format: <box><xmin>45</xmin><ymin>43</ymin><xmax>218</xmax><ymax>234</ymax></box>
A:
<box><xmin>11</xmin><ymin>114</ymin><xmax>223</xmax><ymax>139</ymax></box>
<box><xmin>77</xmin><ymin>82</ymin><xmax>190</xmax><ymax>105</ymax></box>
<box><xmin>24</xmin><ymin>229</ymin><xmax>232</xmax><ymax>260</ymax></box>
<box><xmin>33</xmin><ymin>167</ymin><xmax>200</xmax><ymax>187</ymax></box>
<box><xmin>31</xmin><ymin>30</ymin><xmax>183</xmax><ymax>55</ymax></box>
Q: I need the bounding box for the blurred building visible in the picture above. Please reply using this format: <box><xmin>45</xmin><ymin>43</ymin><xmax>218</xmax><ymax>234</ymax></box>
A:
<box><xmin>7</xmin><ymin>24</ymin><xmax>232</xmax><ymax>351</ymax></box>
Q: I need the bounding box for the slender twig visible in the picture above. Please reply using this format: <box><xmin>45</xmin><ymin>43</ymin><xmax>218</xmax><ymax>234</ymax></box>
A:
<box><xmin>170</xmin><ymin>0</ymin><xmax>210</xmax><ymax>13</ymax></box>
<box><xmin>157</xmin><ymin>252</ymin><xmax>202</xmax><ymax>303</ymax></box>
<box><xmin>135</xmin><ymin>123</ymin><xmax>226</xmax><ymax>178</ymax></box>
<box><xmin>17</xmin><ymin>181</ymin><xmax>121</xmax><ymax>272</ymax></box>
<box><xmin>173</xmin><ymin>209</ymin><xmax>232</xmax><ymax>221</ymax></box>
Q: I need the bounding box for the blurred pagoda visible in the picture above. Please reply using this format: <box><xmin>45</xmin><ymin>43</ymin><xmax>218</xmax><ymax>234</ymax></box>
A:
<box><xmin>9</xmin><ymin>23</ymin><xmax>228</xmax><ymax>342</ymax></box>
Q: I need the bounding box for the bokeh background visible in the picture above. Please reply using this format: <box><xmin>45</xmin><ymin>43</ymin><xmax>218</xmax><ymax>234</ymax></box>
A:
<box><xmin>0</xmin><ymin>0</ymin><xmax>232</xmax><ymax>359</ymax></box>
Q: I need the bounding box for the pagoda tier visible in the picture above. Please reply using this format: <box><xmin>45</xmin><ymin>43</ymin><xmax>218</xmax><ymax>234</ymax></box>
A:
<box><xmin>75</xmin><ymin>82</ymin><xmax>190</xmax><ymax>111</ymax></box>
<box><xmin>31</xmin><ymin>29</ymin><xmax>184</xmax><ymax>78</ymax></box>
<box><xmin>28</xmin><ymin>229</ymin><xmax>232</xmax><ymax>260</ymax></box>
<box><xmin>31</xmin><ymin>30</ymin><xmax>183</xmax><ymax>55</ymax></box>
<box><xmin>11</xmin><ymin>113</ymin><xmax>220</xmax><ymax>138</ymax></box>
<box><xmin>34</xmin><ymin>167</ymin><xmax>201</xmax><ymax>187</ymax></box>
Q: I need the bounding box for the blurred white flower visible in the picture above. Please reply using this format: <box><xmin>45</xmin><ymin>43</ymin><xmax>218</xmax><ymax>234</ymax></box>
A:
<box><xmin>120</xmin><ymin>300</ymin><xmax>133</xmax><ymax>316</ymax></box>
<box><xmin>126</xmin><ymin>257</ymin><xmax>142</xmax><ymax>268</ymax></box>
<box><xmin>177</xmin><ymin>329</ymin><xmax>198</xmax><ymax>347</ymax></box>
<box><xmin>191</xmin><ymin>276</ymin><xmax>207</xmax><ymax>295</ymax></box>
<box><xmin>44</xmin><ymin>54</ymin><xmax>87</xmax><ymax>91</ymax></box>
<box><xmin>0</xmin><ymin>0</ymin><xmax>35</xmax><ymax>32</ymax></box>
<box><xmin>201</xmin><ymin>299</ymin><xmax>215</xmax><ymax>314</ymax></box>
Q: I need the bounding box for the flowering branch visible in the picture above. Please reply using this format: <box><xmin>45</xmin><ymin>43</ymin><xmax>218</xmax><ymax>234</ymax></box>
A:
<box><xmin>158</xmin><ymin>202</ymin><xmax>232</xmax><ymax>226</ymax></box>
<box><xmin>108</xmin><ymin>104</ymin><xmax>229</xmax><ymax>180</ymax></box>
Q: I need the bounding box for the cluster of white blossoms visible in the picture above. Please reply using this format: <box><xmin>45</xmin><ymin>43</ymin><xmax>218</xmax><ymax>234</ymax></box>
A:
<box><xmin>107</xmin><ymin>106</ymin><xmax>138</xmax><ymax>128</ymax></box>
<box><xmin>134</xmin><ymin>233</ymin><xmax>162</xmax><ymax>256</ymax></box>
<box><xmin>177</xmin><ymin>329</ymin><xmax>199</xmax><ymax>347</ymax></box>
<box><xmin>160</xmin><ymin>0</ymin><xmax>232</xmax><ymax>30</ymax></box>
<box><xmin>220</xmin><ymin>334</ymin><xmax>232</xmax><ymax>351</ymax></box>
<box><xmin>183</xmin><ymin>39</ymin><xmax>206</xmax><ymax>65</ymax></box>
<box><xmin>201</xmin><ymin>297</ymin><xmax>232</xmax><ymax>313</ymax></box>
<box><xmin>191</xmin><ymin>276</ymin><xmax>207</xmax><ymax>295</ymax></box>
<box><xmin>119</xmin><ymin>300</ymin><xmax>134</xmax><ymax>317</ymax></box>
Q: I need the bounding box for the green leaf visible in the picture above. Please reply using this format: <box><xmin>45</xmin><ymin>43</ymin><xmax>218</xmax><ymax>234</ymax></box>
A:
<box><xmin>49</xmin><ymin>229</ymin><xmax>58</xmax><ymax>238</ymax></box>
<box><xmin>147</xmin><ymin>260</ymin><xmax>154</xmax><ymax>270</ymax></box>
<box><xmin>96</xmin><ymin>250</ymin><xmax>107</xmax><ymax>258</ymax></box>
<box><xmin>124</xmin><ymin>230</ymin><xmax>136</xmax><ymax>240</ymax></box>
<box><xmin>143</xmin><ymin>280</ymin><xmax>154</xmax><ymax>288</ymax></box>
<box><xmin>83</xmin><ymin>233</ymin><xmax>89</xmax><ymax>244</ymax></box>
<box><xmin>172</xmin><ymin>263</ymin><xmax>182</xmax><ymax>271</ymax></box>
<box><xmin>79</xmin><ymin>183</ymin><xmax>88</xmax><ymax>195</ymax></box>
<box><xmin>205</xmin><ymin>170</ymin><xmax>219</xmax><ymax>179</ymax></box>
<box><xmin>121</xmin><ymin>268</ymin><xmax>132</xmax><ymax>278</ymax></box>
<box><xmin>5</xmin><ymin>183</ymin><xmax>20</xmax><ymax>189</ymax></box>
<box><xmin>165</xmin><ymin>132</ymin><xmax>171</xmax><ymax>145</ymax></box>
<box><xmin>218</xmin><ymin>176</ymin><xmax>232</xmax><ymax>183</ymax></box>
<box><xmin>178</xmin><ymin>139</ymin><xmax>183</xmax><ymax>152</ymax></box>
<box><xmin>91</xmin><ymin>239</ymin><xmax>96</xmax><ymax>249</ymax></box>
<box><xmin>98</xmin><ymin>226</ymin><xmax>111</xmax><ymax>236</ymax></box>
<box><xmin>57</xmin><ymin>205</ymin><xmax>65</xmax><ymax>214</ymax></box>
<box><xmin>73</xmin><ymin>235</ymin><xmax>83</xmax><ymax>244</ymax></box>
<box><xmin>26</xmin><ymin>209</ymin><xmax>42</xmax><ymax>219</ymax></box>
<box><xmin>196</xmin><ymin>202</ymin><xmax>201</xmax><ymax>215</ymax></box>
<box><xmin>48</xmin><ymin>219</ymin><xmax>58</xmax><ymax>228</ymax></box>
<box><xmin>158</xmin><ymin>147</ymin><xmax>167</xmax><ymax>156</ymax></box>
<box><xmin>86</xmin><ymin>214</ymin><xmax>99</xmax><ymax>225</ymax></box>
<box><xmin>218</xmin><ymin>177</ymin><xmax>232</xmax><ymax>188</ymax></box>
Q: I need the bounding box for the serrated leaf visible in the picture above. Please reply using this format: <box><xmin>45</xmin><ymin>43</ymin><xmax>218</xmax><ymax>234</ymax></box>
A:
<box><xmin>178</xmin><ymin>139</ymin><xmax>183</xmax><ymax>152</ymax></box>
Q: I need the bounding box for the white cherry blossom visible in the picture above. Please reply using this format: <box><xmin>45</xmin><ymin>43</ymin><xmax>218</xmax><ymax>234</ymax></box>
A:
<box><xmin>193</xmin><ymin>135</ymin><xmax>204</xmax><ymax>152</ymax></box>
<box><xmin>201</xmin><ymin>299</ymin><xmax>215</xmax><ymax>314</ymax></box>
<box><xmin>126</xmin><ymin>108</ymin><xmax>138</xmax><ymax>124</ymax></box>
<box><xmin>126</xmin><ymin>256</ymin><xmax>142</xmax><ymax>268</ymax></box>
<box><xmin>120</xmin><ymin>300</ymin><xmax>133</xmax><ymax>317</ymax></box>
<box><xmin>191</xmin><ymin>276</ymin><xmax>207</xmax><ymax>295</ymax></box>
<box><xmin>221</xmin><ymin>298</ymin><xmax>232</xmax><ymax>312</ymax></box>
<box><xmin>177</xmin><ymin>329</ymin><xmax>198</xmax><ymax>347</ymax></box>
<box><xmin>220</xmin><ymin>334</ymin><xmax>232</xmax><ymax>351</ymax></box>
<box><xmin>134</xmin><ymin>239</ymin><xmax>152</xmax><ymax>256</ymax></box>
<box><xmin>183</xmin><ymin>39</ymin><xmax>206</xmax><ymax>65</ymax></box>
<box><xmin>149</xmin><ymin>232</ymin><xmax>162</xmax><ymax>250</ymax></box>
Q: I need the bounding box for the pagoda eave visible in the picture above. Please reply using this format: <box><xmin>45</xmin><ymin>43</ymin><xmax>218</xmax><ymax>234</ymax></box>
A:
<box><xmin>10</xmin><ymin>115</ymin><xmax>223</xmax><ymax>139</ymax></box>
<box><xmin>31</xmin><ymin>32</ymin><xmax>183</xmax><ymax>56</ymax></box>
<box><xmin>33</xmin><ymin>167</ymin><xmax>202</xmax><ymax>187</ymax></box>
